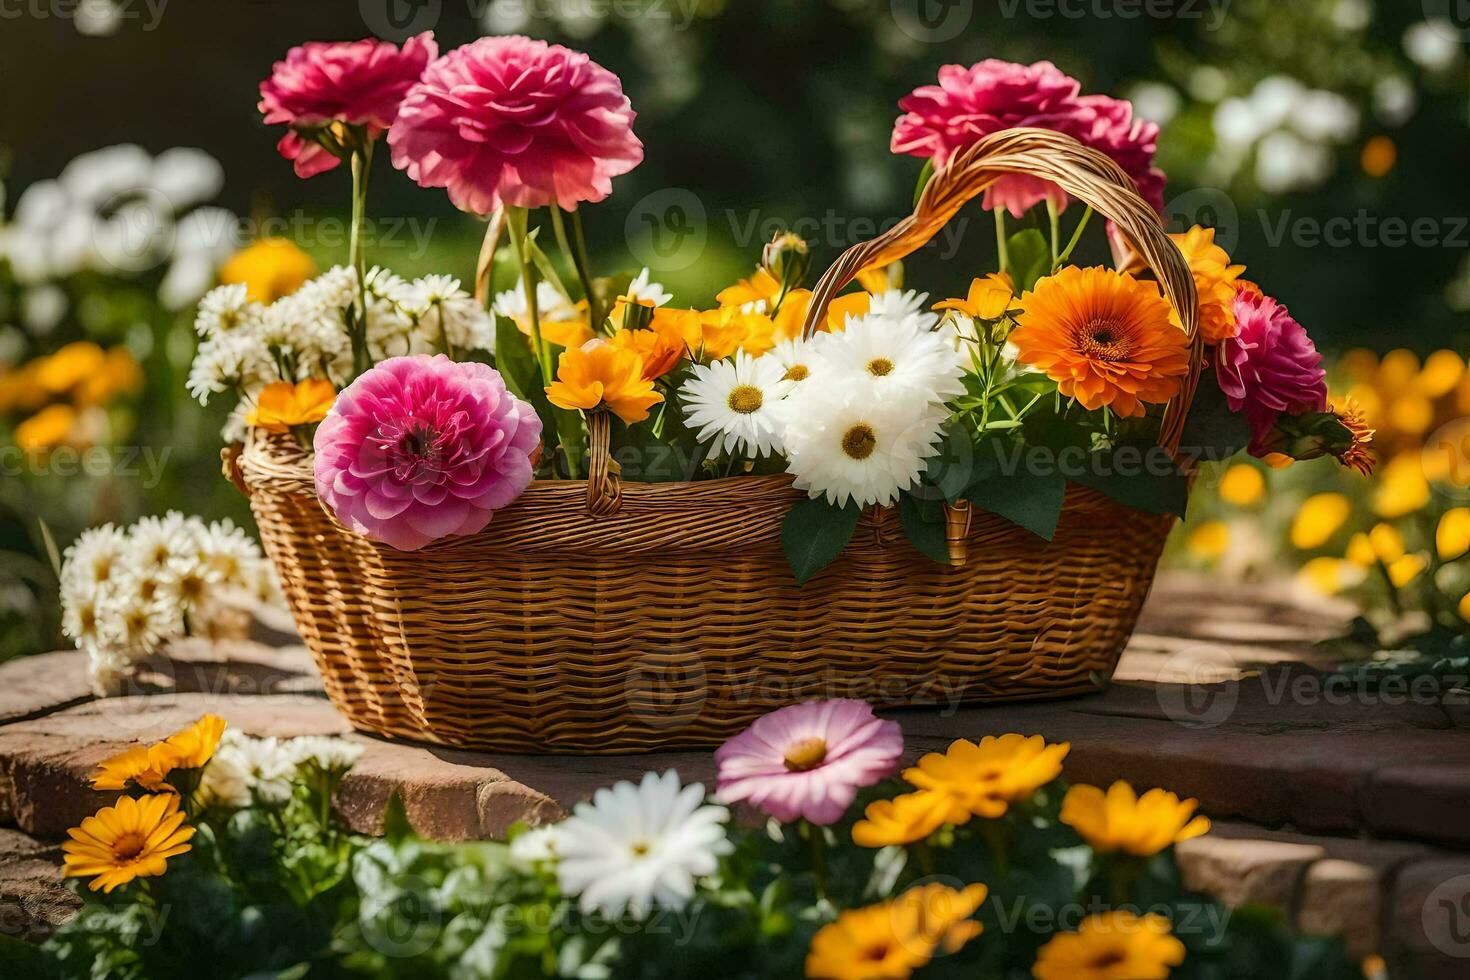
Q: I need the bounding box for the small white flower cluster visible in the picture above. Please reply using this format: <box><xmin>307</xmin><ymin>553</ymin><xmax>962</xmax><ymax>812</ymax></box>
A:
<box><xmin>0</xmin><ymin>144</ymin><xmax>235</xmax><ymax>324</ymax></box>
<box><xmin>197</xmin><ymin>729</ymin><xmax>364</xmax><ymax>809</ymax></box>
<box><xmin>59</xmin><ymin>513</ymin><xmax>277</xmax><ymax>696</ymax></box>
<box><xmin>188</xmin><ymin>266</ymin><xmax>494</xmax><ymax>439</ymax></box>
<box><xmin>679</xmin><ymin>289</ymin><xmax>964</xmax><ymax>508</ymax></box>
<box><xmin>510</xmin><ymin>770</ymin><xmax>731</xmax><ymax>921</ymax></box>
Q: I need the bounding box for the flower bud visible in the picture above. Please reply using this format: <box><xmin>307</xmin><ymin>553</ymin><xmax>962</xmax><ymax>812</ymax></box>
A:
<box><xmin>761</xmin><ymin>232</ymin><xmax>810</xmax><ymax>292</ymax></box>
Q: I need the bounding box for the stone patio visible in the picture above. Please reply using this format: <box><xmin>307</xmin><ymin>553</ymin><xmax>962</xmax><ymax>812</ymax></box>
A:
<box><xmin>3</xmin><ymin>573</ymin><xmax>1468</xmax><ymax>977</ymax></box>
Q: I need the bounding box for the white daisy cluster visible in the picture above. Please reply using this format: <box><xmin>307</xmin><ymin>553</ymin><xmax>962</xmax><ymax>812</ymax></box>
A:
<box><xmin>59</xmin><ymin>514</ymin><xmax>277</xmax><ymax>696</ymax></box>
<box><xmin>0</xmin><ymin>144</ymin><xmax>234</xmax><ymax>325</ymax></box>
<box><xmin>188</xmin><ymin>266</ymin><xmax>494</xmax><ymax>439</ymax></box>
<box><xmin>679</xmin><ymin>289</ymin><xmax>962</xmax><ymax>508</ymax></box>
<box><xmin>520</xmin><ymin>770</ymin><xmax>731</xmax><ymax>920</ymax></box>
<box><xmin>197</xmin><ymin>730</ymin><xmax>364</xmax><ymax>809</ymax></box>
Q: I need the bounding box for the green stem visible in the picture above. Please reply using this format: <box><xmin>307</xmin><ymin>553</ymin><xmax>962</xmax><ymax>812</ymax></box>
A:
<box><xmin>506</xmin><ymin>208</ymin><xmax>553</xmax><ymax>385</ymax></box>
<box><xmin>564</xmin><ymin>206</ymin><xmax>604</xmax><ymax>332</ymax></box>
<box><xmin>805</xmin><ymin>821</ymin><xmax>829</xmax><ymax>904</ymax></box>
<box><xmin>1047</xmin><ymin>199</ymin><xmax>1062</xmax><ymax>267</ymax></box>
<box><xmin>1053</xmin><ymin>206</ymin><xmax>1094</xmax><ymax>271</ymax></box>
<box><xmin>995</xmin><ymin>209</ymin><xmax>1010</xmax><ymax>278</ymax></box>
<box><xmin>348</xmin><ymin>143</ymin><xmax>373</xmax><ymax>379</ymax></box>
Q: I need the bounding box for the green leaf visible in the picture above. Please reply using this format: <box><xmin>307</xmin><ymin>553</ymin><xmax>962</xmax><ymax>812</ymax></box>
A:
<box><xmin>924</xmin><ymin>426</ymin><xmax>980</xmax><ymax>503</ymax></box>
<box><xmin>912</xmin><ymin>159</ymin><xmax>936</xmax><ymax>207</ymax></box>
<box><xmin>899</xmin><ymin>492</ymin><xmax>950</xmax><ymax>564</ymax></box>
<box><xmin>781</xmin><ymin>497</ymin><xmax>862</xmax><ymax>585</ymax></box>
<box><xmin>1067</xmin><ymin>443</ymin><xmax>1190</xmax><ymax>517</ymax></box>
<box><xmin>961</xmin><ymin>437</ymin><xmax>1066</xmax><ymax>541</ymax></box>
<box><xmin>0</xmin><ymin>934</ymin><xmax>55</xmax><ymax>978</ymax></box>
<box><xmin>494</xmin><ymin>315</ymin><xmax>583</xmax><ymax>476</ymax></box>
<box><xmin>1178</xmin><ymin>377</ymin><xmax>1251</xmax><ymax>462</ymax></box>
<box><xmin>1005</xmin><ymin>228</ymin><xmax>1051</xmax><ymax>292</ymax></box>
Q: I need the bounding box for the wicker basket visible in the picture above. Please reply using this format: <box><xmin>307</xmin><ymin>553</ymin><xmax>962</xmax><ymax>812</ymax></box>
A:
<box><xmin>235</xmin><ymin>128</ymin><xmax>1202</xmax><ymax>754</ymax></box>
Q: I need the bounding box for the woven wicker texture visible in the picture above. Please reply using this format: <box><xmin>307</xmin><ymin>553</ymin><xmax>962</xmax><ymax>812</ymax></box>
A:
<box><xmin>238</xmin><ymin>128</ymin><xmax>1196</xmax><ymax>753</ymax></box>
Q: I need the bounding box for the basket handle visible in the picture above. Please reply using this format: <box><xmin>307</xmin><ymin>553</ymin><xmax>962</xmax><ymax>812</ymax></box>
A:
<box><xmin>801</xmin><ymin>127</ymin><xmax>1202</xmax><ymax>457</ymax></box>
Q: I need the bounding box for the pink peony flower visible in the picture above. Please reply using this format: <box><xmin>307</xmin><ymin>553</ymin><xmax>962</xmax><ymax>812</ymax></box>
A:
<box><xmin>388</xmin><ymin>36</ymin><xmax>644</xmax><ymax>214</ymax></box>
<box><xmin>890</xmin><ymin>60</ymin><xmax>1165</xmax><ymax>217</ymax></box>
<box><xmin>714</xmin><ymin>699</ymin><xmax>903</xmax><ymax>825</ymax></box>
<box><xmin>313</xmin><ymin>354</ymin><xmax>541</xmax><ymax>551</ymax></box>
<box><xmin>259</xmin><ymin>32</ymin><xmax>438</xmax><ymax>178</ymax></box>
<box><xmin>1215</xmin><ymin>288</ymin><xmax>1328</xmax><ymax>453</ymax></box>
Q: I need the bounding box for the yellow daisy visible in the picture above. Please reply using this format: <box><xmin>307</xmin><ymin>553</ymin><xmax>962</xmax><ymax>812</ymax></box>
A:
<box><xmin>1290</xmin><ymin>493</ymin><xmax>1350</xmax><ymax>550</ymax></box>
<box><xmin>805</xmin><ymin>882</ymin><xmax>987</xmax><ymax>979</ymax></box>
<box><xmin>151</xmin><ymin>713</ymin><xmax>229</xmax><ymax>772</ymax></box>
<box><xmin>1438</xmin><ymin>508</ymin><xmax>1470</xmax><ymax>562</ymax></box>
<box><xmin>852</xmin><ymin>790</ymin><xmax>965</xmax><ymax>848</ymax></box>
<box><xmin>1060</xmin><ymin>781</ymin><xmax>1210</xmax><ymax>856</ymax></box>
<box><xmin>91</xmin><ymin>744</ymin><xmax>175</xmax><ymax>793</ymax></box>
<box><xmin>62</xmin><ymin>794</ymin><xmax>195</xmax><ymax>893</ymax></box>
<box><xmin>1216</xmin><ymin>464</ymin><xmax>1264</xmax><ymax>507</ymax></box>
<box><xmin>1032</xmin><ymin>911</ymin><xmax>1185</xmax><ymax>980</ymax></box>
<box><xmin>902</xmin><ymin>734</ymin><xmax>1070</xmax><ymax>819</ymax></box>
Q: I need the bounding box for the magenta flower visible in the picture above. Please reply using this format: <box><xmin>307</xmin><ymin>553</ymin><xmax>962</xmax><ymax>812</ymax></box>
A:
<box><xmin>388</xmin><ymin>36</ymin><xmax>644</xmax><ymax>214</ymax></box>
<box><xmin>313</xmin><ymin>355</ymin><xmax>541</xmax><ymax>551</ymax></box>
<box><xmin>890</xmin><ymin>60</ymin><xmax>1165</xmax><ymax>217</ymax></box>
<box><xmin>259</xmin><ymin>32</ymin><xmax>437</xmax><ymax>178</ymax></box>
<box><xmin>1215</xmin><ymin>289</ymin><xmax>1328</xmax><ymax>454</ymax></box>
<box><xmin>715</xmin><ymin>700</ymin><xmax>903</xmax><ymax>825</ymax></box>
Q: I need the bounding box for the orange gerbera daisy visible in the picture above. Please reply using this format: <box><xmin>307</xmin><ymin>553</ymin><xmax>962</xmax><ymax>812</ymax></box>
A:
<box><xmin>1010</xmin><ymin>266</ymin><xmax>1189</xmax><ymax>418</ymax></box>
<box><xmin>608</xmin><ymin>325</ymin><xmax>685</xmax><ymax>381</ymax></box>
<box><xmin>1169</xmin><ymin>226</ymin><xmax>1246</xmax><ymax>345</ymax></box>
<box><xmin>62</xmin><ymin>794</ymin><xmax>195</xmax><ymax>893</ymax></box>
<box><xmin>546</xmin><ymin>343</ymin><xmax>663</xmax><ymax>425</ymax></box>
<box><xmin>247</xmin><ymin>379</ymin><xmax>336</xmax><ymax>432</ymax></box>
<box><xmin>771</xmin><ymin>290</ymin><xmax>872</xmax><ymax>341</ymax></box>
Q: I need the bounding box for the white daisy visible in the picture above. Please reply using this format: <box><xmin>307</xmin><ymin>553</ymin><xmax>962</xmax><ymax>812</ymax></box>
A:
<box><xmin>187</xmin><ymin>332</ymin><xmax>272</xmax><ymax>405</ymax></box>
<box><xmin>781</xmin><ymin>378</ymin><xmax>948</xmax><ymax>508</ymax></box>
<box><xmin>864</xmin><ymin>288</ymin><xmax>935</xmax><ymax>325</ymax></box>
<box><xmin>679</xmin><ymin>351</ymin><xmax>794</xmax><ymax>458</ymax></box>
<box><xmin>86</xmin><ymin>646</ymin><xmax>135</xmax><ymax>697</ymax></box>
<box><xmin>493</xmin><ymin>278</ymin><xmax>581</xmax><ymax>328</ymax></box>
<box><xmin>765</xmin><ymin>337</ymin><xmax>817</xmax><ymax>384</ymax></box>
<box><xmin>193</xmin><ymin>283</ymin><xmax>260</xmax><ymax>339</ymax></box>
<box><xmin>624</xmin><ymin>267</ymin><xmax>673</xmax><ymax>307</ymax></box>
<box><xmin>197</xmin><ymin>748</ymin><xmax>253</xmax><ymax>809</ymax></box>
<box><xmin>97</xmin><ymin>579</ymin><xmax>181</xmax><ymax>657</ymax></box>
<box><xmin>62</xmin><ymin>523</ymin><xmax>128</xmax><ymax>590</ymax></box>
<box><xmin>197</xmin><ymin>518</ymin><xmax>265</xmax><ymax>583</ymax></box>
<box><xmin>288</xmin><ymin>735</ymin><xmax>364</xmax><ymax>775</ymax></box>
<box><xmin>556</xmin><ymin>770</ymin><xmax>731</xmax><ymax>919</ymax></box>
<box><xmin>61</xmin><ymin>584</ymin><xmax>107</xmax><ymax>649</ymax></box>
<box><xmin>226</xmin><ymin>734</ymin><xmax>299</xmax><ymax>803</ymax></box>
<box><xmin>411</xmin><ymin>274</ymin><xmax>495</xmax><ymax>355</ymax></box>
<box><xmin>509</xmin><ymin>825</ymin><xmax>565</xmax><ymax>869</ymax></box>
<box><xmin>813</xmin><ymin>309</ymin><xmax>965</xmax><ymax>406</ymax></box>
<box><xmin>128</xmin><ymin>512</ymin><xmax>202</xmax><ymax>577</ymax></box>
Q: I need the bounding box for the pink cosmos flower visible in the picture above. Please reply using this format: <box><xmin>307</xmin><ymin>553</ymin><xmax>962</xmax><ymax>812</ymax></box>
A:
<box><xmin>715</xmin><ymin>700</ymin><xmax>903</xmax><ymax>825</ymax></box>
<box><xmin>388</xmin><ymin>36</ymin><xmax>644</xmax><ymax>214</ymax></box>
<box><xmin>890</xmin><ymin>60</ymin><xmax>1165</xmax><ymax>217</ymax></box>
<box><xmin>1215</xmin><ymin>288</ymin><xmax>1328</xmax><ymax>453</ymax></box>
<box><xmin>313</xmin><ymin>355</ymin><xmax>541</xmax><ymax>551</ymax></box>
<box><xmin>259</xmin><ymin>32</ymin><xmax>437</xmax><ymax>178</ymax></box>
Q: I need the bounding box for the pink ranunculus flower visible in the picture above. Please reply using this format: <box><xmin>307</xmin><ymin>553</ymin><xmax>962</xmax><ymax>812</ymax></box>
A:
<box><xmin>891</xmin><ymin>60</ymin><xmax>1166</xmax><ymax>217</ymax></box>
<box><xmin>1215</xmin><ymin>288</ymin><xmax>1328</xmax><ymax>454</ymax></box>
<box><xmin>388</xmin><ymin>35</ymin><xmax>644</xmax><ymax>215</ymax></box>
<box><xmin>715</xmin><ymin>699</ymin><xmax>903</xmax><ymax>826</ymax></box>
<box><xmin>313</xmin><ymin>354</ymin><xmax>542</xmax><ymax>551</ymax></box>
<box><xmin>259</xmin><ymin>32</ymin><xmax>438</xmax><ymax>178</ymax></box>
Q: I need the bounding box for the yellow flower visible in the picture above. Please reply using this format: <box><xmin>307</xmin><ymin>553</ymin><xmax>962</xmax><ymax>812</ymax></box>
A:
<box><xmin>933</xmin><ymin>273</ymin><xmax>1020</xmax><ymax>321</ymax></box>
<box><xmin>805</xmin><ymin>882</ymin><xmax>986</xmax><ymax>980</ymax></box>
<box><xmin>1168</xmin><ymin>226</ymin><xmax>1245</xmax><ymax>345</ymax></box>
<box><xmin>852</xmin><ymin>790</ymin><xmax>965</xmax><ymax>848</ymax></box>
<box><xmin>1298</xmin><ymin>557</ymin><xmax>1357</xmax><ymax>596</ymax></box>
<box><xmin>1360</xmin><ymin>135</ymin><xmax>1397</xmax><ymax>179</ymax></box>
<box><xmin>1032</xmin><ymin>911</ymin><xmax>1185</xmax><ymax>980</ymax></box>
<box><xmin>75</xmin><ymin>347</ymin><xmax>144</xmax><ymax>408</ymax></box>
<box><xmin>1216</xmin><ymin>464</ymin><xmax>1264</xmax><ymax>507</ymax></box>
<box><xmin>1387</xmin><ymin>554</ymin><xmax>1427</xmax><ymax>588</ymax></box>
<box><xmin>1366</xmin><ymin>523</ymin><xmax>1406</xmax><ymax>564</ymax></box>
<box><xmin>772</xmin><ymin>290</ymin><xmax>871</xmax><ymax>340</ymax></box>
<box><xmin>1373</xmin><ymin>454</ymin><xmax>1430</xmax><ymax>518</ymax></box>
<box><xmin>855</xmin><ymin>262</ymin><xmax>901</xmax><ymax>295</ymax></box>
<box><xmin>1459</xmin><ymin>591</ymin><xmax>1470</xmax><ymax>622</ymax></box>
<box><xmin>0</xmin><ymin>364</ymin><xmax>48</xmax><ymax>415</ymax></box>
<box><xmin>219</xmin><ymin>237</ymin><xmax>318</xmax><ymax>303</ymax></box>
<box><xmin>1186</xmin><ymin>521</ymin><xmax>1229</xmax><ymax>560</ymax></box>
<box><xmin>717</xmin><ymin>268</ymin><xmax>781</xmax><ymax>310</ymax></box>
<box><xmin>608</xmin><ymin>325</ymin><xmax>684</xmax><ymax>381</ymax></box>
<box><xmin>91</xmin><ymin>745</ymin><xmax>175</xmax><ymax>793</ymax></box>
<box><xmin>33</xmin><ymin>341</ymin><xmax>105</xmax><ymax>395</ymax></box>
<box><xmin>698</xmin><ymin>306</ymin><xmax>777</xmax><ymax>358</ymax></box>
<box><xmin>900</xmin><ymin>733</ymin><xmax>1070</xmax><ymax>821</ymax></box>
<box><xmin>546</xmin><ymin>343</ymin><xmax>663</xmax><ymax>425</ymax></box>
<box><xmin>1438</xmin><ymin>508</ymin><xmax>1470</xmax><ymax>561</ymax></box>
<box><xmin>1419</xmin><ymin>350</ymin><xmax>1465</xmax><ymax>399</ymax></box>
<box><xmin>246</xmin><ymin>379</ymin><xmax>336</xmax><ymax>432</ymax></box>
<box><xmin>1060</xmin><ymin>781</ymin><xmax>1210</xmax><ymax>856</ymax></box>
<box><xmin>14</xmin><ymin>403</ymin><xmax>77</xmax><ymax>451</ymax></box>
<box><xmin>1290</xmin><ymin>493</ymin><xmax>1351</xmax><ymax>550</ymax></box>
<box><xmin>62</xmin><ymin>794</ymin><xmax>195</xmax><ymax>893</ymax></box>
<box><xmin>154</xmin><ymin>713</ymin><xmax>228</xmax><ymax>770</ymax></box>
